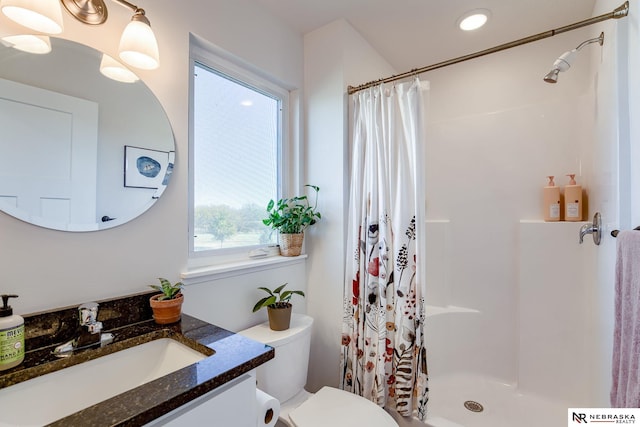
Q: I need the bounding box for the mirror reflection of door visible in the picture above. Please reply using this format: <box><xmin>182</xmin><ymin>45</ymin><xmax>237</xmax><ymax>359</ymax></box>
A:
<box><xmin>0</xmin><ymin>78</ymin><xmax>98</xmax><ymax>230</ymax></box>
<box><xmin>0</xmin><ymin>37</ymin><xmax>175</xmax><ymax>231</ymax></box>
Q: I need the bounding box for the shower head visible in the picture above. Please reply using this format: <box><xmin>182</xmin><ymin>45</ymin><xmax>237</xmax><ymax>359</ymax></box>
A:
<box><xmin>543</xmin><ymin>49</ymin><xmax>577</xmax><ymax>83</ymax></box>
<box><xmin>543</xmin><ymin>68</ymin><xmax>560</xmax><ymax>83</ymax></box>
<box><xmin>543</xmin><ymin>32</ymin><xmax>604</xmax><ymax>84</ymax></box>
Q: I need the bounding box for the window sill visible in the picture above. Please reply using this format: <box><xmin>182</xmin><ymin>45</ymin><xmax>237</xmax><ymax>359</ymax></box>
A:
<box><xmin>181</xmin><ymin>254</ymin><xmax>307</xmax><ymax>285</ymax></box>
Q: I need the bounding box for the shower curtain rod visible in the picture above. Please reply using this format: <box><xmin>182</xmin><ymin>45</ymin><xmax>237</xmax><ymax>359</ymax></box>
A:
<box><xmin>347</xmin><ymin>1</ymin><xmax>629</xmax><ymax>95</ymax></box>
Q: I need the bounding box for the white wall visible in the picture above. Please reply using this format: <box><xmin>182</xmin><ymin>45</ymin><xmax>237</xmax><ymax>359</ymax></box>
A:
<box><xmin>628</xmin><ymin>1</ymin><xmax>640</xmax><ymax>226</ymax></box>
<box><xmin>0</xmin><ymin>0</ymin><xmax>305</xmax><ymax>326</ymax></box>
<box><xmin>304</xmin><ymin>19</ymin><xmax>395</xmax><ymax>391</ymax></box>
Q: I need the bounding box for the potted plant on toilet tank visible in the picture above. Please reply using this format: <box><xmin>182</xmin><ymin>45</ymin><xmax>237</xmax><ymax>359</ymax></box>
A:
<box><xmin>263</xmin><ymin>185</ymin><xmax>321</xmax><ymax>256</ymax></box>
<box><xmin>149</xmin><ymin>278</ymin><xmax>184</xmax><ymax>324</ymax></box>
<box><xmin>252</xmin><ymin>283</ymin><xmax>305</xmax><ymax>330</ymax></box>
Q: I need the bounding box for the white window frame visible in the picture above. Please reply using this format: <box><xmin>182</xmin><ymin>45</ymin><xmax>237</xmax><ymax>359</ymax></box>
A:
<box><xmin>188</xmin><ymin>36</ymin><xmax>295</xmax><ymax>268</ymax></box>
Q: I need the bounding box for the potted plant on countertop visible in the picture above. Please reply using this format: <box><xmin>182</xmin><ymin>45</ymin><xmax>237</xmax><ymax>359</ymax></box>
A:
<box><xmin>263</xmin><ymin>184</ymin><xmax>321</xmax><ymax>256</ymax></box>
<box><xmin>149</xmin><ymin>278</ymin><xmax>184</xmax><ymax>324</ymax></box>
<box><xmin>252</xmin><ymin>283</ymin><xmax>305</xmax><ymax>331</ymax></box>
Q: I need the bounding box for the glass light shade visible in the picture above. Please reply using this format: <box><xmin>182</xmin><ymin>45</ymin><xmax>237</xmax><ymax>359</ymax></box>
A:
<box><xmin>118</xmin><ymin>19</ymin><xmax>159</xmax><ymax>70</ymax></box>
<box><xmin>2</xmin><ymin>34</ymin><xmax>51</xmax><ymax>54</ymax></box>
<box><xmin>0</xmin><ymin>0</ymin><xmax>63</xmax><ymax>34</ymax></box>
<box><xmin>99</xmin><ymin>54</ymin><xmax>139</xmax><ymax>83</ymax></box>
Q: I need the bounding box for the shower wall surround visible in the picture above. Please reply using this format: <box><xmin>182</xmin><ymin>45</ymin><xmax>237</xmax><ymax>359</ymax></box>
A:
<box><xmin>518</xmin><ymin>221</ymin><xmax>597</xmax><ymax>404</ymax></box>
<box><xmin>425</xmin><ymin>93</ymin><xmax>593</xmax><ymax>381</ymax></box>
<box><xmin>421</xmin><ymin>2</ymin><xmax>626</xmax><ymax>407</ymax></box>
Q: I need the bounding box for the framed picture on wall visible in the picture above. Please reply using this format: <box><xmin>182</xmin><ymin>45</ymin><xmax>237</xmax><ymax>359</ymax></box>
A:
<box><xmin>124</xmin><ymin>145</ymin><xmax>170</xmax><ymax>189</ymax></box>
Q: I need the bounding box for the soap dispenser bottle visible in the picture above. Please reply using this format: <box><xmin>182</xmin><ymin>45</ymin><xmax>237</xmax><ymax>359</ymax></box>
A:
<box><xmin>543</xmin><ymin>176</ymin><xmax>561</xmax><ymax>222</ymax></box>
<box><xmin>564</xmin><ymin>174</ymin><xmax>583</xmax><ymax>222</ymax></box>
<box><xmin>0</xmin><ymin>294</ymin><xmax>24</xmax><ymax>371</ymax></box>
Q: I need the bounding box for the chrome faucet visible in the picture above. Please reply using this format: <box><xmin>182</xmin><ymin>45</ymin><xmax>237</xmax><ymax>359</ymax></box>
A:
<box><xmin>579</xmin><ymin>212</ymin><xmax>602</xmax><ymax>245</ymax></box>
<box><xmin>53</xmin><ymin>302</ymin><xmax>114</xmax><ymax>357</ymax></box>
<box><xmin>76</xmin><ymin>302</ymin><xmax>104</xmax><ymax>347</ymax></box>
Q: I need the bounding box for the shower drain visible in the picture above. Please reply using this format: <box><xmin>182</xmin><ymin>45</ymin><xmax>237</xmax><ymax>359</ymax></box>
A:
<box><xmin>463</xmin><ymin>400</ymin><xmax>484</xmax><ymax>413</ymax></box>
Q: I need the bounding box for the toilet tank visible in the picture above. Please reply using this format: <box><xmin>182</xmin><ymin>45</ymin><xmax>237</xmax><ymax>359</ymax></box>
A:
<box><xmin>239</xmin><ymin>314</ymin><xmax>313</xmax><ymax>403</ymax></box>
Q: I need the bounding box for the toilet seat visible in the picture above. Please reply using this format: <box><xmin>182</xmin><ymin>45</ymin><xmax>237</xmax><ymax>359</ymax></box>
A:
<box><xmin>288</xmin><ymin>386</ymin><xmax>398</xmax><ymax>427</ymax></box>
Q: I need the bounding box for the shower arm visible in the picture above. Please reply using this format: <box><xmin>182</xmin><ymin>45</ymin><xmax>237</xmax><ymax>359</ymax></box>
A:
<box><xmin>575</xmin><ymin>33</ymin><xmax>605</xmax><ymax>51</ymax></box>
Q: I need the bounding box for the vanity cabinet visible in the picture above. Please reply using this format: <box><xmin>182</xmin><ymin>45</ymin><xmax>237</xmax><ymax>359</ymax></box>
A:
<box><xmin>2</xmin><ymin>294</ymin><xmax>273</xmax><ymax>427</ymax></box>
<box><xmin>146</xmin><ymin>374</ymin><xmax>257</xmax><ymax>427</ymax></box>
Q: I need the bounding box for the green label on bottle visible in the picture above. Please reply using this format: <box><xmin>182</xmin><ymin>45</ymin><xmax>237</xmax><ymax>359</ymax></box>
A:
<box><xmin>0</xmin><ymin>324</ymin><xmax>24</xmax><ymax>365</ymax></box>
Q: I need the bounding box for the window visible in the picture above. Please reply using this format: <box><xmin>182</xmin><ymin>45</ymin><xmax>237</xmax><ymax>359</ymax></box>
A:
<box><xmin>190</xmin><ymin>46</ymin><xmax>288</xmax><ymax>259</ymax></box>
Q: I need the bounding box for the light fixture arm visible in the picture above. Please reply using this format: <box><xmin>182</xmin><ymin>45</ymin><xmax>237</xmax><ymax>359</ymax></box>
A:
<box><xmin>110</xmin><ymin>0</ymin><xmax>138</xmax><ymax>12</ymax></box>
<box><xmin>110</xmin><ymin>0</ymin><xmax>148</xmax><ymax>25</ymax></box>
<box><xmin>61</xmin><ymin>0</ymin><xmax>148</xmax><ymax>25</ymax></box>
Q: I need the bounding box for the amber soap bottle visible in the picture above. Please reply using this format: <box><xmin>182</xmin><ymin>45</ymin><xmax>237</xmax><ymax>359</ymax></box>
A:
<box><xmin>543</xmin><ymin>176</ymin><xmax>561</xmax><ymax>222</ymax></box>
<box><xmin>564</xmin><ymin>174</ymin><xmax>583</xmax><ymax>221</ymax></box>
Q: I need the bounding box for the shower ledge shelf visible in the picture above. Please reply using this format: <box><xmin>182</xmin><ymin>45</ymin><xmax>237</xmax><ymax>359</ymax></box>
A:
<box><xmin>425</xmin><ymin>305</ymin><xmax>480</xmax><ymax>318</ymax></box>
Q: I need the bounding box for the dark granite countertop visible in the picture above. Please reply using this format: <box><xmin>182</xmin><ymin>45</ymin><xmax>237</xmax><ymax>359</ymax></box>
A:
<box><xmin>0</xmin><ymin>291</ymin><xmax>274</xmax><ymax>426</ymax></box>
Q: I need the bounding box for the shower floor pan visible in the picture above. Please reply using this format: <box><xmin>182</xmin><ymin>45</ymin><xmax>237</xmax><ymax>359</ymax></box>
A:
<box><xmin>425</xmin><ymin>373</ymin><xmax>572</xmax><ymax>427</ymax></box>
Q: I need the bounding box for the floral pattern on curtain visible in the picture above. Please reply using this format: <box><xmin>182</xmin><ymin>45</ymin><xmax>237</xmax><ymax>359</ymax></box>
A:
<box><xmin>340</xmin><ymin>78</ymin><xmax>429</xmax><ymax>421</ymax></box>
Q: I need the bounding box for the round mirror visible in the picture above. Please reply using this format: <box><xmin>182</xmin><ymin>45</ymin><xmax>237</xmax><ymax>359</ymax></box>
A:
<box><xmin>0</xmin><ymin>37</ymin><xmax>174</xmax><ymax>231</ymax></box>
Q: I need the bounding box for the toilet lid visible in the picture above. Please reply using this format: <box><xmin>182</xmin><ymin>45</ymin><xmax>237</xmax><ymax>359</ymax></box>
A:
<box><xmin>289</xmin><ymin>387</ymin><xmax>398</xmax><ymax>427</ymax></box>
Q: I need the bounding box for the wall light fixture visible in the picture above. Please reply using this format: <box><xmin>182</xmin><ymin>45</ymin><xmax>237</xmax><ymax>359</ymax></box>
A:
<box><xmin>100</xmin><ymin>53</ymin><xmax>139</xmax><ymax>82</ymax></box>
<box><xmin>0</xmin><ymin>0</ymin><xmax>159</xmax><ymax>70</ymax></box>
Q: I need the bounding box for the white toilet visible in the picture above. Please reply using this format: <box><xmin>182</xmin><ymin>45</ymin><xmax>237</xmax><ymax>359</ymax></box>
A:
<box><xmin>240</xmin><ymin>313</ymin><xmax>398</xmax><ymax>427</ymax></box>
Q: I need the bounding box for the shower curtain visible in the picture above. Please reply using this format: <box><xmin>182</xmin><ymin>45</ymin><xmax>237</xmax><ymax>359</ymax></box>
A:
<box><xmin>340</xmin><ymin>78</ymin><xmax>429</xmax><ymax>420</ymax></box>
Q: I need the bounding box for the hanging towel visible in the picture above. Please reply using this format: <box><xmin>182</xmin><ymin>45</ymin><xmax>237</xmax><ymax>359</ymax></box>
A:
<box><xmin>611</xmin><ymin>230</ymin><xmax>640</xmax><ymax>408</ymax></box>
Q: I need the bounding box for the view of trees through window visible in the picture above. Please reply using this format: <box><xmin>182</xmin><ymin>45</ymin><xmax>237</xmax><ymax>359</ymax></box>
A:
<box><xmin>192</xmin><ymin>62</ymin><xmax>280</xmax><ymax>251</ymax></box>
<box><xmin>194</xmin><ymin>203</ymin><xmax>272</xmax><ymax>249</ymax></box>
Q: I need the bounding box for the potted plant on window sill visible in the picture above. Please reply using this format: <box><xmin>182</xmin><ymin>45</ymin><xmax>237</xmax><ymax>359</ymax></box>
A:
<box><xmin>262</xmin><ymin>185</ymin><xmax>321</xmax><ymax>257</ymax></box>
<box><xmin>149</xmin><ymin>278</ymin><xmax>184</xmax><ymax>325</ymax></box>
<box><xmin>252</xmin><ymin>283</ymin><xmax>305</xmax><ymax>331</ymax></box>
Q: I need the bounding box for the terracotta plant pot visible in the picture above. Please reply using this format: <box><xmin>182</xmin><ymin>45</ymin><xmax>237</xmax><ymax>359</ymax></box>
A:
<box><xmin>149</xmin><ymin>293</ymin><xmax>184</xmax><ymax>324</ymax></box>
<box><xmin>267</xmin><ymin>304</ymin><xmax>292</xmax><ymax>331</ymax></box>
<box><xmin>278</xmin><ymin>232</ymin><xmax>304</xmax><ymax>257</ymax></box>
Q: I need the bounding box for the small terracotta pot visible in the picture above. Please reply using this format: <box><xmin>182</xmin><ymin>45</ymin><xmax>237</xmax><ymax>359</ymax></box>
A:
<box><xmin>278</xmin><ymin>232</ymin><xmax>304</xmax><ymax>257</ymax></box>
<box><xmin>149</xmin><ymin>293</ymin><xmax>184</xmax><ymax>324</ymax></box>
<box><xmin>267</xmin><ymin>304</ymin><xmax>292</xmax><ymax>331</ymax></box>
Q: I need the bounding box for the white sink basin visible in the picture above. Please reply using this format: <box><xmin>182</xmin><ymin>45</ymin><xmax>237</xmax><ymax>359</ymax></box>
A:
<box><xmin>0</xmin><ymin>338</ymin><xmax>208</xmax><ymax>426</ymax></box>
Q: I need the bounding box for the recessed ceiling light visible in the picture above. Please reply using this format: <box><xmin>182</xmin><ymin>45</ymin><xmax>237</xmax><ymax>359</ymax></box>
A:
<box><xmin>458</xmin><ymin>9</ymin><xmax>490</xmax><ymax>31</ymax></box>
